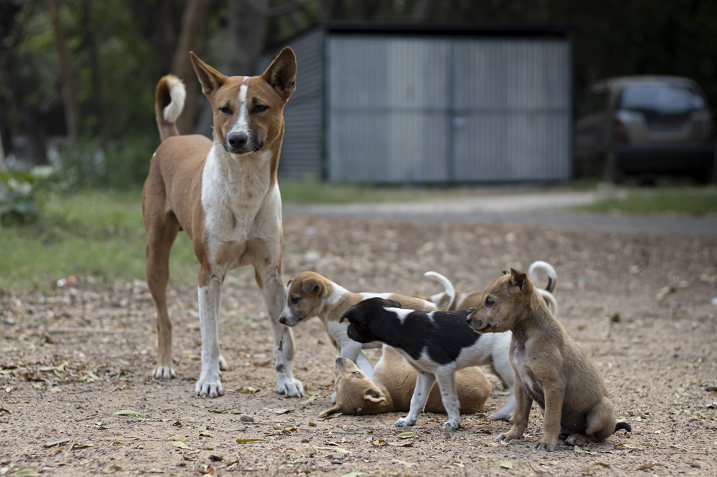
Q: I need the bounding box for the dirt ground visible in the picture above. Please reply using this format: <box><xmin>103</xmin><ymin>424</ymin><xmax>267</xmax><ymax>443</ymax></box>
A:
<box><xmin>1</xmin><ymin>216</ymin><xmax>717</xmax><ymax>477</ymax></box>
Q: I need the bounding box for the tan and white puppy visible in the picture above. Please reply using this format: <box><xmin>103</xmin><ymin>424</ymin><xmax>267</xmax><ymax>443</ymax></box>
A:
<box><xmin>279</xmin><ymin>271</ymin><xmax>452</xmax><ymax>382</ymax></box>
<box><xmin>143</xmin><ymin>48</ymin><xmax>304</xmax><ymax>398</ymax></box>
<box><xmin>424</xmin><ymin>261</ymin><xmax>558</xmax><ymax>314</ymax></box>
<box><xmin>319</xmin><ymin>345</ymin><xmax>490</xmax><ymax>417</ymax></box>
<box><xmin>467</xmin><ymin>269</ymin><xmax>631</xmax><ymax>451</ymax></box>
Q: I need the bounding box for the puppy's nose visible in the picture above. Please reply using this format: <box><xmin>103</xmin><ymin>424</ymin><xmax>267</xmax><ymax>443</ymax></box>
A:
<box><xmin>335</xmin><ymin>358</ymin><xmax>345</xmax><ymax>364</ymax></box>
<box><xmin>227</xmin><ymin>132</ymin><xmax>248</xmax><ymax>149</ymax></box>
<box><xmin>279</xmin><ymin>316</ymin><xmax>287</xmax><ymax>325</ymax></box>
<box><xmin>466</xmin><ymin>315</ymin><xmax>472</xmax><ymax>324</ymax></box>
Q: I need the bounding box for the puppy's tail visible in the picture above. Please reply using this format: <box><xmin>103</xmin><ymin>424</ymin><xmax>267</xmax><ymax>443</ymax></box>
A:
<box><xmin>155</xmin><ymin>75</ymin><xmax>186</xmax><ymax>141</ymax></box>
<box><xmin>537</xmin><ymin>289</ymin><xmax>559</xmax><ymax>316</ymax></box>
<box><xmin>528</xmin><ymin>261</ymin><xmax>557</xmax><ymax>293</ymax></box>
<box><xmin>424</xmin><ymin>271</ymin><xmax>455</xmax><ymax>311</ymax></box>
<box><xmin>614</xmin><ymin>422</ymin><xmax>632</xmax><ymax>433</ymax></box>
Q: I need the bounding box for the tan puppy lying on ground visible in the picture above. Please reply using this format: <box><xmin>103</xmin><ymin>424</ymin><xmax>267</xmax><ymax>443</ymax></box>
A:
<box><xmin>467</xmin><ymin>269</ymin><xmax>631</xmax><ymax>451</ymax></box>
<box><xmin>319</xmin><ymin>345</ymin><xmax>490</xmax><ymax>417</ymax></box>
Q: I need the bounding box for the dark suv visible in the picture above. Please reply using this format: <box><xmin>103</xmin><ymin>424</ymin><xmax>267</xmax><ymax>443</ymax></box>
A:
<box><xmin>574</xmin><ymin>76</ymin><xmax>715</xmax><ymax>182</ymax></box>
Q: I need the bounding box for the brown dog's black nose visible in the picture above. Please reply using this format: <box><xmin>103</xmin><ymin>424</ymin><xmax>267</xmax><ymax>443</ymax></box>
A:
<box><xmin>335</xmin><ymin>358</ymin><xmax>345</xmax><ymax>364</ymax></box>
<box><xmin>279</xmin><ymin>317</ymin><xmax>287</xmax><ymax>325</ymax></box>
<box><xmin>227</xmin><ymin>132</ymin><xmax>248</xmax><ymax>149</ymax></box>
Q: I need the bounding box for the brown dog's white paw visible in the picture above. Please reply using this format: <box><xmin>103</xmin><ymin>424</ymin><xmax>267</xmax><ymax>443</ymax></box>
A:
<box><xmin>277</xmin><ymin>375</ymin><xmax>304</xmax><ymax>397</ymax></box>
<box><xmin>153</xmin><ymin>366</ymin><xmax>176</xmax><ymax>379</ymax></box>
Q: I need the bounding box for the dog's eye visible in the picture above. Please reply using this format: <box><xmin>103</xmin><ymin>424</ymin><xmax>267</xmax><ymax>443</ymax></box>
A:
<box><xmin>253</xmin><ymin>104</ymin><xmax>269</xmax><ymax>113</ymax></box>
<box><xmin>485</xmin><ymin>297</ymin><xmax>494</xmax><ymax>307</ymax></box>
<box><xmin>219</xmin><ymin>107</ymin><xmax>232</xmax><ymax>115</ymax></box>
<box><xmin>352</xmin><ymin>371</ymin><xmax>361</xmax><ymax>376</ymax></box>
<box><xmin>290</xmin><ymin>297</ymin><xmax>300</xmax><ymax>305</ymax></box>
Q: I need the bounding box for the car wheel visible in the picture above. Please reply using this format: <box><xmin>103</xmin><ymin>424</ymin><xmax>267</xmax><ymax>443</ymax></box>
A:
<box><xmin>693</xmin><ymin>166</ymin><xmax>713</xmax><ymax>185</ymax></box>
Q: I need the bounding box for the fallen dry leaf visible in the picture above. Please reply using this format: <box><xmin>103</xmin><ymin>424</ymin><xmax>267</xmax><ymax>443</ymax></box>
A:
<box><xmin>168</xmin><ymin>435</ymin><xmax>188</xmax><ymax>441</ymax></box>
<box><xmin>236</xmin><ymin>438</ymin><xmax>264</xmax><ymax>444</ymax></box>
<box><xmin>114</xmin><ymin>409</ymin><xmax>142</xmax><ymax>415</ymax></box>
<box><xmin>172</xmin><ymin>441</ymin><xmax>190</xmax><ymax>449</ymax></box>
<box><xmin>396</xmin><ymin>431</ymin><xmax>417</xmax><ymax>439</ymax></box>
<box><xmin>500</xmin><ymin>461</ymin><xmax>513</xmax><ymax>469</ymax></box>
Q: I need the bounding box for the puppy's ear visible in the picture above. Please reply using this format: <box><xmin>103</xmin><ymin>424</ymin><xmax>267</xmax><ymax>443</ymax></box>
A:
<box><xmin>302</xmin><ymin>278</ymin><xmax>325</xmax><ymax>296</ymax></box>
<box><xmin>190</xmin><ymin>52</ymin><xmax>226</xmax><ymax>99</ymax></box>
<box><xmin>261</xmin><ymin>47</ymin><xmax>296</xmax><ymax>101</ymax></box>
<box><xmin>508</xmin><ymin>268</ymin><xmax>528</xmax><ymax>293</ymax></box>
<box><xmin>385</xmin><ymin>299</ymin><xmax>402</xmax><ymax>308</ymax></box>
<box><xmin>339</xmin><ymin>308</ymin><xmax>354</xmax><ymax>324</ymax></box>
<box><xmin>363</xmin><ymin>390</ymin><xmax>387</xmax><ymax>408</ymax></box>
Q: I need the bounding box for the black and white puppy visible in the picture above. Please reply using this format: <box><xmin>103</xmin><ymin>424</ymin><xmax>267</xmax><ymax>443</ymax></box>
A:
<box><xmin>340</xmin><ymin>297</ymin><xmax>513</xmax><ymax>429</ymax></box>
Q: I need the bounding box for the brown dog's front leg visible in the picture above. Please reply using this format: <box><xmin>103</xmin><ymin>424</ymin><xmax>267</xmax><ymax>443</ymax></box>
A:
<box><xmin>496</xmin><ymin>382</ymin><xmax>531</xmax><ymax>442</ymax></box>
<box><xmin>535</xmin><ymin>386</ymin><xmax>564</xmax><ymax>451</ymax></box>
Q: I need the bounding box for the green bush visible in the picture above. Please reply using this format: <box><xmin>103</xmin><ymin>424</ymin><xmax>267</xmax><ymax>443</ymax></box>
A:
<box><xmin>0</xmin><ymin>166</ymin><xmax>55</xmax><ymax>226</ymax></box>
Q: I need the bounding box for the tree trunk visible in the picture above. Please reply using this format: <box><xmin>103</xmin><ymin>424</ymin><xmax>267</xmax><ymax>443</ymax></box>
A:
<box><xmin>47</xmin><ymin>0</ymin><xmax>80</xmax><ymax>146</ymax></box>
<box><xmin>172</xmin><ymin>0</ymin><xmax>212</xmax><ymax>135</ymax></box>
<box><xmin>82</xmin><ymin>0</ymin><xmax>109</xmax><ymax>146</ymax></box>
<box><xmin>0</xmin><ymin>133</ymin><xmax>7</xmax><ymax>172</ymax></box>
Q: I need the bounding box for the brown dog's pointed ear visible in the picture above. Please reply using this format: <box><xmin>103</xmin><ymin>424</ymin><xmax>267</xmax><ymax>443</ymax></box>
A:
<box><xmin>318</xmin><ymin>404</ymin><xmax>342</xmax><ymax>418</ymax></box>
<box><xmin>302</xmin><ymin>278</ymin><xmax>324</xmax><ymax>296</ymax></box>
<box><xmin>509</xmin><ymin>268</ymin><xmax>528</xmax><ymax>292</ymax></box>
<box><xmin>261</xmin><ymin>47</ymin><xmax>297</xmax><ymax>101</ymax></box>
<box><xmin>190</xmin><ymin>52</ymin><xmax>226</xmax><ymax>99</ymax></box>
<box><xmin>363</xmin><ymin>390</ymin><xmax>386</xmax><ymax>408</ymax></box>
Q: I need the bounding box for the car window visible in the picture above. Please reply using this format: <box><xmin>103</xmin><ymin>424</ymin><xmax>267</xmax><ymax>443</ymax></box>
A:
<box><xmin>578</xmin><ymin>90</ymin><xmax>608</xmax><ymax>119</ymax></box>
<box><xmin>619</xmin><ymin>84</ymin><xmax>705</xmax><ymax>113</ymax></box>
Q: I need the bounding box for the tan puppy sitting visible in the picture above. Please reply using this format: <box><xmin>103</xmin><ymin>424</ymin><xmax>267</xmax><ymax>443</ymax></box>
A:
<box><xmin>319</xmin><ymin>345</ymin><xmax>490</xmax><ymax>417</ymax></box>
<box><xmin>467</xmin><ymin>269</ymin><xmax>631</xmax><ymax>451</ymax></box>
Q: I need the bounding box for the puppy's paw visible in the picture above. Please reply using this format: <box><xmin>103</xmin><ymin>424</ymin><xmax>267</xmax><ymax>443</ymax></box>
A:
<box><xmin>495</xmin><ymin>432</ymin><xmax>520</xmax><ymax>442</ymax></box>
<box><xmin>195</xmin><ymin>375</ymin><xmax>223</xmax><ymax>398</ymax></box>
<box><xmin>442</xmin><ymin>420</ymin><xmax>460</xmax><ymax>430</ymax></box>
<box><xmin>394</xmin><ymin>417</ymin><xmax>415</xmax><ymax>428</ymax></box>
<box><xmin>330</xmin><ymin>392</ymin><xmax>337</xmax><ymax>405</ymax></box>
<box><xmin>565</xmin><ymin>434</ymin><xmax>584</xmax><ymax>446</ymax></box>
<box><xmin>277</xmin><ymin>375</ymin><xmax>304</xmax><ymax>397</ymax></box>
<box><xmin>490</xmin><ymin>410</ymin><xmax>513</xmax><ymax>421</ymax></box>
<box><xmin>533</xmin><ymin>440</ymin><xmax>556</xmax><ymax>452</ymax></box>
<box><xmin>218</xmin><ymin>355</ymin><xmax>228</xmax><ymax>371</ymax></box>
<box><xmin>152</xmin><ymin>366</ymin><xmax>175</xmax><ymax>379</ymax></box>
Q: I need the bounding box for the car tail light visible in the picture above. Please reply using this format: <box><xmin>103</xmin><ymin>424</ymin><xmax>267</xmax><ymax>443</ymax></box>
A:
<box><xmin>614</xmin><ymin>118</ymin><xmax>628</xmax><ymax>143</ymax></box>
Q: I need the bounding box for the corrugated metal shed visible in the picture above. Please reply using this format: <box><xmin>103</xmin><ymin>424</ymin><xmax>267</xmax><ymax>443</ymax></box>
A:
<box><xmin>260</xmin><ymin>23</ymin><xmax>572</xmax><ymax>183</ymax></box>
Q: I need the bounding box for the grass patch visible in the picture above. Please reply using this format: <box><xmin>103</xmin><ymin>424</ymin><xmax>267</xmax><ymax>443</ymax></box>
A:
<box><xmin>575</xmin><ymin>187</ymin><xmax>717</xmax><ymax>215</ymax></box>
<box><xmin>279</xmin><ymin>178</ymin><xmax>465</xmax><ymax>204</ymax></box>
<box><xmin>0</xmin><ymin>189</ymin><xmax>199</xmax><ymax>292</ymax></box>
<box><xmin>0</xmin><ymin>182</ymin><xmax>464</xmax><ymax>291</ymax></box>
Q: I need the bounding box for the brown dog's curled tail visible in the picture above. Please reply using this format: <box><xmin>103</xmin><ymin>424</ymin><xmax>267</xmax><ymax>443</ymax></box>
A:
<box><xmin>155</xmin><ymin>75</ymin><xmax>186</xmax><ymax>141</ymax></box>
<box><xmin>614</xmin><ymin>422</ymin><xmax>632</xmax><ymax>433</ymax></box>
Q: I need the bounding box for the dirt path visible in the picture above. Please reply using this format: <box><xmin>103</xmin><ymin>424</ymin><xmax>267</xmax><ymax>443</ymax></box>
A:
<box><xmin>1</xmin><ymin>217</ymin><xmax>716</xmax><ymax>476</ymax></box>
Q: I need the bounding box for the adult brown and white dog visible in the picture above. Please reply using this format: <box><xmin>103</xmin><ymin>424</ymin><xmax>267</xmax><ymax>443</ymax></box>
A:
<box><xmin>142</xmin><ymin>48</ymin><xmax>304</xmax><ymax>398</ymax></box>
<box><xmin>319</xmin><ymin>345</ymin><xmax>490</xmax><ymax>418</ymax></box>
